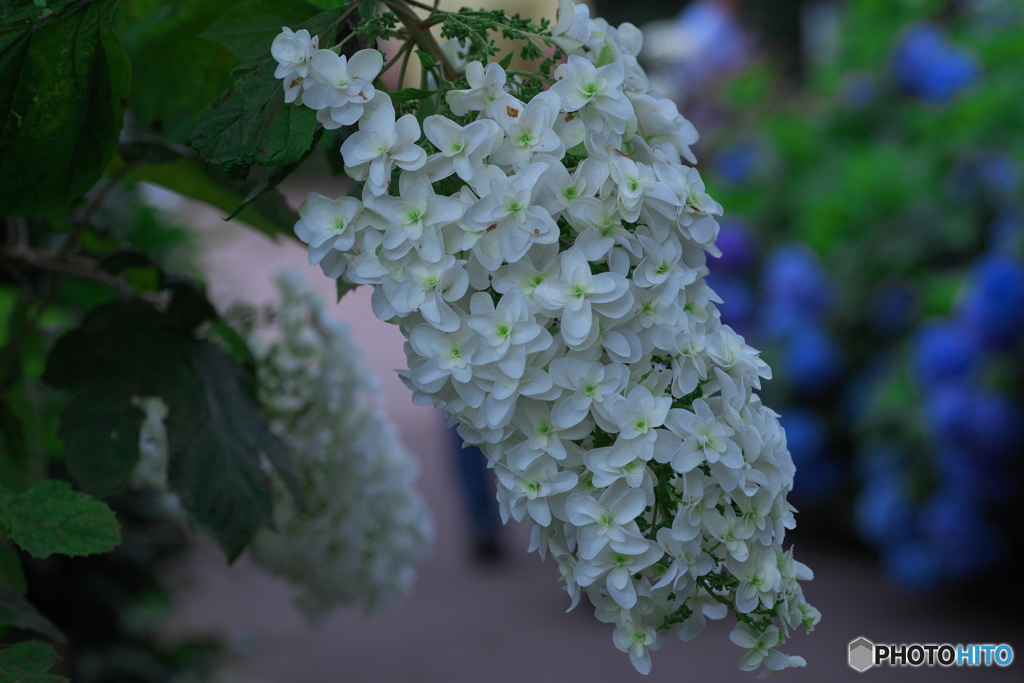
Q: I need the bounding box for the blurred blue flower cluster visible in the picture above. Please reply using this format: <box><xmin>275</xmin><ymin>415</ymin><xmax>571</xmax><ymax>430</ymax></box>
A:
<box><xmin>858</xmin><ymin>242</ymin><xmax>1024</xmax><ymax>590</ymax></box>
<box><xmin>891</xmin><ymin>23</ymin><xmax>980</xmax><ymax>104</ymax></box>
<box><xmin>644</xmin><ymin>0</ymin><xmax>1024</xmax><ymax>594</ymax></box>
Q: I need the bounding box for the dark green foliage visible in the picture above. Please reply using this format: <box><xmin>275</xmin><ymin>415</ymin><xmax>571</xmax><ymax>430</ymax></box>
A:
<box><xmin>118</xmin><ymin>1</ymin><xmax>241</xmax><ymax>143</ymax></box>
<box><xmin>19</xmin><ymin>489</ymin><xmax>225</xmax><ymax>683</ymax></box>
<box><xmin>189</xmin><ymin>3</ymin><xmax>352</xmax><ymax>180</ymax></box>
<box><xmin>0</xmin><ymin>0</ymin><xmax>131</xmax><ymax>216</ymax></box>
<box><xmin>0</xmin><ymin>641</ymin><xmax>65</xmax><ymax>683</ymax></box>
<box><xmin>0</xmin><ymin>480</ymin><xmax>121</xmax><ymax>559</ymax></box>
<box><xmin>43</xmin><ymin>284</ymin><xmax>300</xmax><ymax>561</ymax></box>
<box><xmin>203</xmin><ymin>0</ymin><xmax>326</xmax><ymax>65</ymax></box>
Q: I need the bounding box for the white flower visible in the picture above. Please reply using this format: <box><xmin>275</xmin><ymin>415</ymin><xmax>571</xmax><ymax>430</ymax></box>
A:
<box><xmin>534</xmin><ymin>247</ymin><xmax>632</xmax><ymax>349</ymax></box>
<box><xmin>408</xmin><ymin>322</ymin><xmax>479</xmax><ymax>389</ymax></box>
<box><xmin>600</xmin><ymin>384</ymin><xmax>673</xmax><ymax>462</ymax></box>
<box><xmin>294</xmin><ymin>193</ymin><xmax>368</xmax><ymax>279</ymax></box>
<box><xmin>631</xmin><ymin>92</ymin><xmax>699</xmax><ymax>164</ymax></box>
<box><xmin>275</xmin><ymin>13</ymin><xmax>816</xmax><ymax>675</ymax></box>
<box><xmin>446</xmin><ymin>60</ymin><xmax>509</xmax><ymax>116</ymax></box>
<box><xmin>575</xmin><ymin>540</ymin><xmax>662</xmax><ymax>609</ymax></box>
<box><xmin>375</xmin><ymin>175</ymin><xmax>465</xmax><ymax>262</ymax></box>
<box><xmin>272</xmin><ymin>28</ymin><xmax>318</xmax><ymax>103</ymax></box>
<box><xmin>551</xmin><ymin>0</ymin><xmax>593</xmax><ymax>54</ymax></box>
<box><xmin>301</xmin><ymin>48</ymin><xmax>382</xmax><ymax>128</ymax></box>
<box><xmin>665</xmin><ymin>398</ymin><xmax>744</xmax><ymax>471</ymax></box>
<box><xmin>728</xmin><ymin>546</ymin><xmax>783</xmax><ymax>614</ymax></box>
<box><xmin>612</xmin><ymin>618</ymin><xmax>660</xmax><ymax>675</ymax></box>
<box><xmin>566</xmin><ymin>196</ymin><xmax>639</xmax><ymax>262</ymax></box>
<box><xmin>495</xmin><ymin>455</ymin><xmax>578</xmax><ymax>526</ymax></box>
<box><xmin>466</xmin><ymin>288</ymin><xmax>551</xmax><ymax>379</ymax></box>
<box><xmin>729</xmin><ymin>624</ymin><xmax>806</xmax><ymax>674</ymax></box>
<box><xmin>652</xmin><ymin>530</ymin><xmax>713</xmax><ymax>593</ymax></box>
<box><xmin>548</xmin><ymin>357</ymin><xmax>629</xmax><ymax>429</ymax></box>
<box><xmin>489</xmin><ymin>92</ymin><xmax>566</xmax><ymax>169</ymax></box>
<box><xmin>389</xmin><ymin>254</ymin><xmax>469</xmax><ymax>332</ymax></box>
<box><xmin>538</xmin><ymin>157</ymin><xmax>608</xmax><ymax>218</ymax></box>
<box><xmin>245</xmin><ymin>273</ymin><xmax>432</xmax><ymax>617</ymax></box>
<box><xmin>565</xmin><ymin>484</ymin><xmax>650</xmax><ymax>560</ymax></box>
<box><xmin>423</xmin><ymin>115</ymin><xmax>503</xmax><ymax>182</ymax></box>
<box><xmin>341</xmin><ymin>97</ymin><xmax>426</xmax><ymax>195</ymax></box>
<box><xmin>550</xmin><ymin>56</ymin><xmax>635</xmax><ymax>136</ymax></box>
<box><xmin>463</xmin><ymin>163</ymin><xmax>559</xmax><ymax>265</ymax></box>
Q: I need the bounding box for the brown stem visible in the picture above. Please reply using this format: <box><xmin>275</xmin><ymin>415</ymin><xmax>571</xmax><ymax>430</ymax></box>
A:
<box><xmin>382</xmin><ymin>0</ymin><xmax>459</xmax><ymax>81</ymax></box>
<box><xmin>1</xmin><ymin>247</ymin><xmax>133</xmax><ymax>295</ymax></box>
<box><xmin>60</xmin><ymin>174</ymin><xmax>122</xmax><ymax>258</ymax></box>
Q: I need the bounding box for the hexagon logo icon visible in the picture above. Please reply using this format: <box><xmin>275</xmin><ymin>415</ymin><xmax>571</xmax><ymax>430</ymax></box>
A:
<box><xmin>849</xmin><ymin>637</ymin><xmax>875</xmax><ymax>672</ymax></box>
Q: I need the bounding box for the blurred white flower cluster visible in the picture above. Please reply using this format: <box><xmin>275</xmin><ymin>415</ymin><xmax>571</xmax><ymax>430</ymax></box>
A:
<box><xmin>246</xmin><ymin>272</ymin><xmax>433</xmax><ymax>618</ymax></box>
<box><xmin>276</xmin><ymin>0</ymin><xmax>817</xmax><ymax>674</ymax></box>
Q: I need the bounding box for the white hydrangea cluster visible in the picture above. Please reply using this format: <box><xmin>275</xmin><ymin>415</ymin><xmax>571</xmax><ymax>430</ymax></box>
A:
<box><xmin>276</xmin><ymin>0</ymin><xmax>817</xmax><ymax>674</ymax></box>
<box><xmin>245</xmin><ymin>272</ymin><xmax>433</xmax><ymax>618</ymax></box>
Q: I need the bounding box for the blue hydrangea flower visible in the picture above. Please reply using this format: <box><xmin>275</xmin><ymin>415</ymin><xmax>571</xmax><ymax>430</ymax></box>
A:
<box><xmin>784</xmin><ymin>326</ymin><xmax>844</xmax><ymax>395</ymax></box>
<box><xmin>911</xmin><ymin>320</ymin><xmax>980</xmax><ymax>387</ymax></box>
<box><xmin>892</xmin><ymin>24</ymin><xmax>980</xmax><ymax>104</ymax></box>
<box><xmin>962</xmin><ymin>254</ymin><xmax>1024</xmax><ymax>351</ymax></box>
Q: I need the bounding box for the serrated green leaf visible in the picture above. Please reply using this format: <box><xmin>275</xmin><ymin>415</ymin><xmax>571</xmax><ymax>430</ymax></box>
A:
<box><xmin>43</xmin><ymin>298</ymin><xmax>302</xmax><ymax>561</ymax></box>
<box><xmin>0</xmin><ymin>480</ymin><xmax>121</xmax><ymax>559</ymax></box>
<box><xmin>189</xmin><ymin>59</ymin><xmax>317</xmax><ymax>180</ymax></box>
<box><xmin>0</xmin><ymin>641</ymin><xmax>66</xmax><ymax>683</ymax></box>
<box><xmin>120</xmin><ymin>1</ymin><xmax>242</xmax><ymax>143</ymax></box>
<box><xmin>0</xmin><ymin>0</ymin><xmax>131</xmax><ymax>216</ymax></box>
<box><xmin>167</xmin><ymin>342</ymin><xmax>291</xmax><ymax>561</ymax></box>
<box><xmin>226</xmin><ymin>126</ymin><xmax>323</xmax><ymax>222</ymax></box>
<box><xmin>189</xmin><ymin>4</ymin><xmax>349</xmax><ymax>179</ymax></box>
<box><xmin>202</xmin><ymin>0</ymin><xmax>324</xmax><ymax>64</ymax></box>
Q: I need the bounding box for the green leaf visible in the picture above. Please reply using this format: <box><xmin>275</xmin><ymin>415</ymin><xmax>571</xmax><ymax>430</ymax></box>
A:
<box><xmin>225</xmin><ymin>126</ymin><xmax>322</xmax><ymax>221</ymax></box>
<box><xmin>0</xmin><ymin>543</ymin><xmax>25</xmax><ymax>594</ymax></box>
<box><xmin>0</xmin><ymin>0</ymin><xmax>131</xmax><ymax>216</ymax></box>
<box><xmin>189</xmin><ymin>4</ymin><xmax>350</xmax><ymax>179</ymax></box>
<box><xmin>43</xmin><ymin>297</ymin><xmax>302</xmax><ymax>561</ymax></box>
<box><xmin>497</xmin><ymin>50</ymin><xmax>514</xmax><ymax>70</ymax></box>
<box><xmin>120</xmin><ymin>1</ymin><xmax>242</xmax><ymax>143</ymax></box>
<box><xmin>389</xmin><ymin>87</ymin><xmax>436</xmax><ymax>101</ymax></box>
<box><xmin>167</xmin><ymin>342</ymin><xmax>295</xmax><ymax>561</ymax></box>
<box><xmin>415</xmin><ymin>49</ymin><xmax>435</xmax><ymax>70</ymax></box>
<box><xmin>0</xmin><ymin>641</ymin><xmax>66</xmax><ymax>683</ymax></box>
<box><xmin>189</xmin><ymin>58</ymin><xmax>317</xmax><ymax>180</ymax></box>
<box><xmin>336</xmin><ymin>278</ymin><xmax>359</xmax><ymax>302</ymax></box>
<box><xmin>0</xmin><ymin>399</ymin><xmax>29</xmax><ymax>493</ymax></box>
<box><xmin>202</xmin><ymin>0</ymin><xmax>325</xmax><ymax>64</ymax></box>
<box><xmin>0</xmin><ymin>480</ymin><xmax>121</xmax><ymax>559</ymax></box>
<box><xmin>124</xmin><ymin>158</ymin><xmax>298</xmax><ymax>240</ymax></box>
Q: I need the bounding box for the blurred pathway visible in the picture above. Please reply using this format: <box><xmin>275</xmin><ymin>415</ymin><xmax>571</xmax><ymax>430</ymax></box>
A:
<box><xmin>161</xmin><ymin>179</ymin><xmax>1020</xmax><ymax>683</ymax></box>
